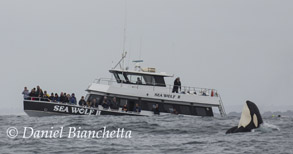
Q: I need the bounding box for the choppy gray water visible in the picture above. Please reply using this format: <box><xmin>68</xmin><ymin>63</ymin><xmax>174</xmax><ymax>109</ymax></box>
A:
<box><xmin>0</xmin><ymin>115</ymin><xmax>292</xmax><ymax>154</ymax></box>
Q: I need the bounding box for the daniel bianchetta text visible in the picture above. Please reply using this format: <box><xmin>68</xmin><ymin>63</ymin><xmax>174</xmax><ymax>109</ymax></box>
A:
<box><xmin>9</xmin><ymin>126</ymin><xmax>132</xmax><ymax>139</ymax></box>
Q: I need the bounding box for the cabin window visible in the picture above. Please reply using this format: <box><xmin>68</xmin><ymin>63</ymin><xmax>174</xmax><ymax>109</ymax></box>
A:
<box><xmin>147</xmin><ymin>103</ymin><xmax>155</xmax><ymax>111</ymax></box>
<box><xmin>191</xmin><ymin>107</ymin><xmax>197</xmax><ymax>115</ymax></box>
<box><xmin>119</xmin><ymin>99</ymin><xmax>128</xmax><ymax>107</ymax></box>
<box><xmin>114</xmin><ymin>73</ymin><xmax>121</xmax><ymax>83</ymax></box>
<box><xmin>143</xmin><ymin>75</ymin><xmax>155</xmax><ymax>85</ymax></box>
<box><xmin>196</xmin><ymin>107</ymin><xmax>207</xmax><ymax>116</ymax></box>
<box><xmin>125</xmin><ymin>74</ymin><xmax>145</xmax><ymax>84</ymax></box>
<box><xmin>206</xmin><ymin>107</ymin><xmax>213</xmax><ymax>116</ymax></box>
<box><xmin>117</xmin><ymin>73</ymin><xmax>127</xmax><ymax>83</ymax></box>
<box><xmin>154</xmin><ymin>76</ymin><xmax>166</xmax><ymax>86</ymax></box>
<box><xmin>163</xmin><ymin>104</ymin><xmax>173</xmax><ymax>113</ymax></box>
<box><xmin>111</xmin><ymin>71</ymin><xmax>167</xmax><ymax>87</ymax></box>
<box><xmin>179</xmin><ymin>106</ymin><xmax>191</xmax><ymax>115</ymax></box>
<box><xmin>140</xmin><ymin>101</ymin><xmax>156</xmax><ymax>111</ymax></box>
<box><xmin>127</xmin><ymin>99</ymin><xmax>138</xmax><ymax>111</ymax></box>
<box><xmin>88</xmin><ymin>95</ymin><xmax>103</xmax><ymax>104</ymax></box>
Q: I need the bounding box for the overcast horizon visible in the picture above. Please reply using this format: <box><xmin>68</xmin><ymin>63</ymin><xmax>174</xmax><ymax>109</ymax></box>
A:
<box><xmin>0</xmin><ymin>0</ymin><xmax>292</xmax><ymax>115</ymax></box>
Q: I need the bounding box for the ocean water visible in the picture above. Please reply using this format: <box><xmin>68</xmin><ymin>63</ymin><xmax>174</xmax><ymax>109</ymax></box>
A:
<box><xmin>0</xmin><ymin>115</ymin><xmax>292</xmax><ymax>154</ymax></box>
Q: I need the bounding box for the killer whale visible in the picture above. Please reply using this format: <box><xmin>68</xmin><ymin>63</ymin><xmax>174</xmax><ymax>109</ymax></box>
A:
<box><xmin>226</xmin><ymin>100</ymin><xmax>263</xmax><ymax>134</ymax></box>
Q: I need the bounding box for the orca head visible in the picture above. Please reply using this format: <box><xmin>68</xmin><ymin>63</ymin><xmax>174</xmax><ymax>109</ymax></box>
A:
<box><xmin>238</xmin><ymin>100</ymin><xmax>263</xmax><ymax>129</ymax></box>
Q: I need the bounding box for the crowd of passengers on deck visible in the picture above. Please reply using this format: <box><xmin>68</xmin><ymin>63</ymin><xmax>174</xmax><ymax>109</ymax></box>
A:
<box><xmin>22</xmin><ymin>83</ymin><xmax>209</xmax><ymax>115</ymax></box>
<box><xmin>22</xmin><ymin>86</ymin><xmax>78</xmax><ymax>104</ymax></box>
<box><xmin>22</xmin><ymin>86</ymin><xmax>163</xmax><ymax>115</ymax></box>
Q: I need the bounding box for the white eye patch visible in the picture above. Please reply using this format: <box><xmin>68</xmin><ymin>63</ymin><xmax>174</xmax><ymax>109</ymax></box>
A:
<box><xmin>253</xmin><ymin>114</ymin><xmax>258</xmax><ymax>127</ymax></box>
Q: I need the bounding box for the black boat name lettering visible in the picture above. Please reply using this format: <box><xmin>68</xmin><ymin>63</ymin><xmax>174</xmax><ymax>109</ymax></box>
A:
<box><xmin>154</xmin><ymin>93</ymin><xmax>178</xmax><ymax>99</ymax></box>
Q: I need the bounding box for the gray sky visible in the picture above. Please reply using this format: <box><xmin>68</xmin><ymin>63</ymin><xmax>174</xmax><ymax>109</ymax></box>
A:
<box><xmin>0</xmin><ymin>0</ymin><xmax>292</xmax><ymax>115</ymax></box>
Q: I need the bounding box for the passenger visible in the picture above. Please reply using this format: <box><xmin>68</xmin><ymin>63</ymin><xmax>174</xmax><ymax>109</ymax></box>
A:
<box><xmin>136</xmin><ymin>77</ymin><xmax>142</xmax><ymax>84</ymax></box>
<box><xmin>78</xmin><ymin>96</ymin><xmax>86</xmax><ymax>106</ymax></box>
<box><xmin>70</xmin><ymin>93</ymin><xmax>77</xmax><ymax>104</ymax></box>
<box><xmin>36</xmin><ymin>86</ymin><xmax>43</xmax><ymax>97</ymax></box>
<box><xmin>53</xmin><ymin>93</ymin><xmax>59</xmax><ymax>102</ymax></box>
<box><xmin>87</xmin><ymin>101</ymin><xmax>92</xmax><ymax>107</ymax></box>
<box><xmin>36</xmin><ymin>86</ymin><xmax>40</xmax><ymax>96</ymax></box>
<box><xmin>42</xmin><ymin>91</ymin><xmax>49</xmax><ymax>101</ymax></box>
<box><xmin>110</xmin><ymin>97</ymin><xmax>119</xmax><ymax>110</ymax></box>
<box><xmin>153</xmin><ymin>104</ymin><xmax>160</xmax><ymax>115</ymax></box>
<box><xmin>59</xmin><ymin>92</ymin><xmax>65</xmax><ymax>103</ymax></box>
<box><xmin>22</xmin><ymin>87</ymin><xmax>30</xmax><ymax>100</ymax></box>
<box><xmin>43</xmin><ymin>91</ymin><xmax>49</xmax><ymax>98</ymax></box>
<box><xmin>172</xmin><ymin>77</ymin><xmax>181</xmax><ymax>93</ymax></box>
<box><xmin>64</xmin><ymin>94</ymin><xmax>70</xmax><ymax>103</ymax></box>
<box><xmin>39</xmin><ymin>89</ymin><xmax>44</xmax><ymax>98</ymax></box>
<box><xmin>49</xmin><ymin>93</ymin><xmax>54</xmax><ymax>101</ymax></box>
<box><xmin>29</xmin><ymin>88</ymin><xmax>37</xmax><ymax>100</ymax></box>
<box><xmin>91</xmin><ymin>98</ymin><xmax>98</xmax><ymax>108</ymax></box>
<box><xmin>102</xmin><ymin>96</ymin><xmax>109</xmax><ymax>109</ymax></box>
<box><xmin>215</xmin><ymin>92</ymin><xmax>218</xmax><ymax>97</ymax></box>
<box><xmin>122</xmin><ymin>104</ymin><xmax>128</xmax><ymax>112</ymax></box>
<box><xmin>173</xmin><ymin>108</ymin><xmax>178</xmax><ymax>115</ymax></box>
<box><xmin>63</xmin><ymin>93</ymin><xmax>67</xmax><ymax>101</ymax></box>
<box><xmin>133</xmin><ymin>103</ymin><xmax>141</xmax><ymax>113</ymax></box>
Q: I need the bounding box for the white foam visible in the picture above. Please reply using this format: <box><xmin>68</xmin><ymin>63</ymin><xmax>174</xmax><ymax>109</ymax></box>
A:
<box><xmin>253</xmin><ymin>123</ymin><xmax>280</xmax><ymax>133</ymax></box>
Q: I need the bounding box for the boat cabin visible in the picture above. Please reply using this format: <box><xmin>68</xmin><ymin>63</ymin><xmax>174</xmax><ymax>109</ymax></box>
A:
<box><xmin>109</xmin><ymin>69</ymin><xmax>173</xmax><ymax>87</ymax></box>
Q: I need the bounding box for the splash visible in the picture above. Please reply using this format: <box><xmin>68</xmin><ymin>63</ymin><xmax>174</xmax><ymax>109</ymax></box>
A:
<box><xmin>252</xmin><ymin>123</ymin><xmax>280</xmax><ymax>133</ymax></box>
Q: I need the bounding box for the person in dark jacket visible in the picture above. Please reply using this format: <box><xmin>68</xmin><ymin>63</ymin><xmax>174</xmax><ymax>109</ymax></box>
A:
<box><xmin>122</xmin><ymin>104</ymin><xmax>128</xmax><ymax>112</ymax></box>
<box><xmin>49</xmin><ymin>93</ymin><xmax>54</xmax><ymax>101</ymax></box>
<box><xmin>70</xmin><ymin>93</ymin><xmax>77</xmax><ymax>104</ymax></box>
<box><xmin>110</xmin><ymin>97</ymin><xmax>119</xmax><ymax>110</ymax></box>
<box><xmin>29</xmin><ymin>88</ymin><xmax>36</xmax><ymax>100</ymax></box>
<box><xmin>133</xmin><ymin>103</ymin><xmax>141</xmax><ymax>113</ymax></box>
<box><xmin>36</xmin><ymin>86</ymin><xmax>43</xmax><ymax>98</ymax></box>
<box><xmin>53</xmin><ymin>93</ymin><xmax>59</xmax><ymax>102</ymax></box>
<box><xmin>136</xmin><ymin>77</ymin><xmax>142</xmax><ymax>84</ymax></box>
<box><xmin>64</xmin><ymin>94</ymin><xmax>70</xmax><ymax>103</ymax></box>
<box><xmin>79</xmin><ymin>96</ymin><xmax>86</xmax><ymax>106</ymax></box>
<box><xmin>102</xmin><ymin>96</ymin><xmax>109</xmax><ymax>109</ymax></box>
<box><xmin>59</xmin><ymin>92</ymin><xmax>65</xmax><ymax>103</ymax></box>
<box><xmin>153</xmin><ymin>104</ymin><xmax>160</xmax><ymax>115</ymax></box>
<box><xmin>172</xmin><ymin>77</ymin><xmax>181</xmax><ymax>93</ymax></box>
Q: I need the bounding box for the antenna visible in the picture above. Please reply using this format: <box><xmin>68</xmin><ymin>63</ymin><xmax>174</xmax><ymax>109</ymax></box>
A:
<box><xmin>139</xmin><ymin>36</ymin><xmax>142</xmax><ymax>60</ymax></box>
<box><xmin>113</xmin><ymin>0</ymin><xmax>128</xmax><ymax>70</ymax></box>
<box><xmin>127</xmin><ymin>39</ymin><xmax>132</xmax><ymax>68</ymax></box>
<box><xmin>122</xmin><ymin>0</ymin><xmax>127</xmax><ymax>70</ymax></box>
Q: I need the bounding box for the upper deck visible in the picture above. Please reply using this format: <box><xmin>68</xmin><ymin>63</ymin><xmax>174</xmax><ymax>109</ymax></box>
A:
<box><xmin>87</xmin><ymin>77</ymin><xmax>223</xmax><ymax>107</ymax></box>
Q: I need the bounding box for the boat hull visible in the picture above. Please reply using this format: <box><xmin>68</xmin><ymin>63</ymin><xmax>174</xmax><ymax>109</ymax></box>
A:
<box><xmin>23</xmin><ymin>100</ymin><xmax>144</xmax><ymax>117</ymax></box>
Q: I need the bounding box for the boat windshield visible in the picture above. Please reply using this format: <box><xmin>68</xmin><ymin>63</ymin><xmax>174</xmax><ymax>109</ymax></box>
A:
<box><xmin>113</xmin><ymin>72</ymin><xmax>166</xmax><ymax>87</ymax></box>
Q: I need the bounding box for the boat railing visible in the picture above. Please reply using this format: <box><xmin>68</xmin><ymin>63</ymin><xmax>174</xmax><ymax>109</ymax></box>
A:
<box><xmin>25</xmin><ymin>97</ymin><xmax>78</xmax><ymax>105</ymax></box>
<box><xmin>26</xmin><ymin>97</ymin><xmax>51</xmax><ymax>102</ymax></box>
<box><xmin>93</xmin><ymin>78</ymin><xmax>219</xmax><ymax>97</ymax></box>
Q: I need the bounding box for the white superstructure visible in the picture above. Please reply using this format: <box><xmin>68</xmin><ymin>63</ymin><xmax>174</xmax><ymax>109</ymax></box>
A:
<box><xmin>85</xmin><ymin>59</ymin><xmax>226</xmax><ymax>117</ymax></box>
